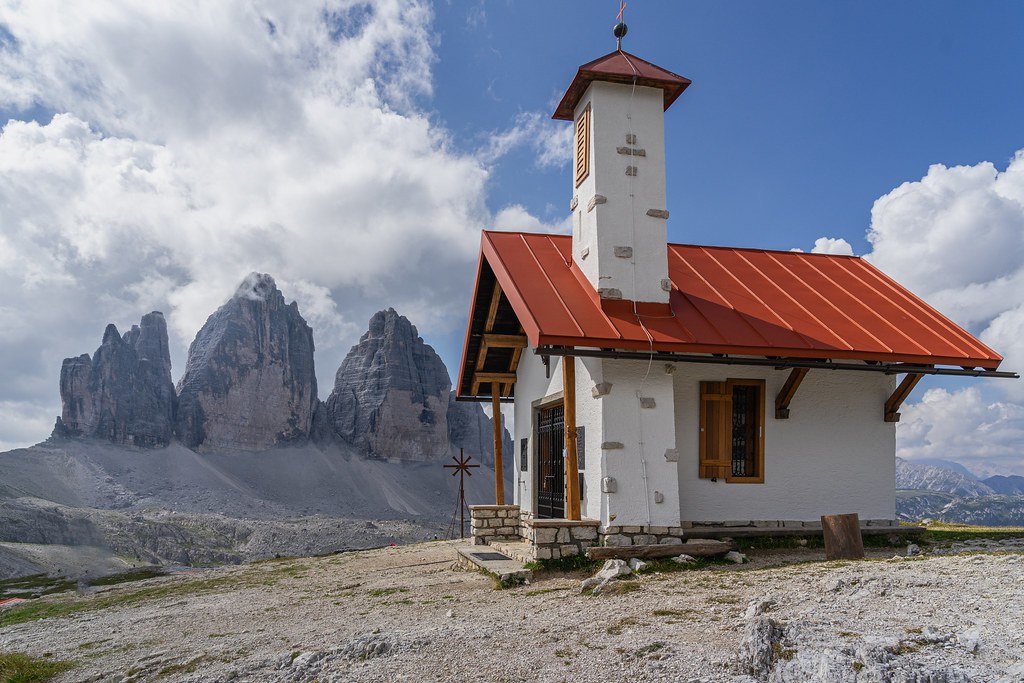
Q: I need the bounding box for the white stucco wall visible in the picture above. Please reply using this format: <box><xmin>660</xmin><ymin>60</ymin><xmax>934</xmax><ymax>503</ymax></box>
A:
<box><xmin>674</xmin><ymin>365</ymin><xmax>897</xmax><ymax>522</ymax></box>
<box><xmin>514</xmin><ymin>350</ymin><xmax>681</xmax><ymax>526</ymax></box>
<box><xmin>514</xmin><ymin>349</ymin><xmax>606</xmax><ymax>521</ymax></box>
<box><xmin>599</xmin><ymin>359</ymin><xmax>679</xmax><ymax>527</ymax></box>
<box><xmin>573</xmin><ymin>81</ymin><xmax>670</xmax><ymax>304</ymax></box>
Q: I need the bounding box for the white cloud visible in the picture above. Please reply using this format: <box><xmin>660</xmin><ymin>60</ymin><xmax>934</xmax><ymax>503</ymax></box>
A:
<box><xmin>492</xmin><ymin>204</ymin><xmax>571</xmax><ymax>235</ymax></box>
<box><xmin>810</xmin><ymin>237</ymin><xmax>854</xmax><ymax>256</ymax></box>
<box><xmin>480</xmin><ymin>111</ymin><xmax>572</xmax><ymax>170</ymax></box>
<box><xmin>0</xmin><ymin>0</ymin><xmax>563</xmax><ymax>449</ymax></box>
<box><xmin>865</xmin><ymin>154</ymin><xmax>1024</xmax><ymax>330</ymax></box>
<box><xmin>810</xmin><ymin>151</ymin><xmax>1024</xmax><ymax>475</ymax></box>
<box><xmin>898</xmin><ymin>387</ymin><xmax>1024</xmax><ymax>477</ymax></box>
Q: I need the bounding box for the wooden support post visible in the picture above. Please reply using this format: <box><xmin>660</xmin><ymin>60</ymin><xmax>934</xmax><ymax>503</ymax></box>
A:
<box><xmin>563</xmin><ymin>355</ymin><xmax>581</xmax><ymax>521</ymax></box>
<box><xmin>884</xmin><ymin>373</ymin><xmax>924</xmax><ymax>422</ymax></box>
<box><xmin>492</xmin><ymin>385</ymin><xmax>504</xmax><ymax>505</ymax></box>
<box><xmin>821</xmin><ymin>513</ymin><xmax>865</xmax><ymax>560</ymax></box>
<box><xmin>774</xmin><ymin>367</ymin><xmax>808</xmax><ymax>419</ymax></box>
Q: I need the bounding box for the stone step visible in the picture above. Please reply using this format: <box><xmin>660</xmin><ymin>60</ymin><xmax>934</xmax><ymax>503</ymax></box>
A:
<box><xmin>455</xmin><ymin>547</ymin><xmax>533</xmax><ymax>585</ymax></box>
<box><xmin>487</xmin><ymin>540</ymin><xmax>535</xmax><ymax>563</ymax></box>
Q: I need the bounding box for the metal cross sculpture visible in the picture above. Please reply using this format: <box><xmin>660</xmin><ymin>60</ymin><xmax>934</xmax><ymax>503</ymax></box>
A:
<box><xmin>444</xmin><ymin>449</ymin><xmax>480</xmax><ymax>539</ymax></box>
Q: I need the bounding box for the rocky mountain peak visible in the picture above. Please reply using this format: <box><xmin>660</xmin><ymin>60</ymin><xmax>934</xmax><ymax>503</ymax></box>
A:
<box><xmin>175</xmin><ymin>273</ymin><xmax>317</xmax><ymax>452</ymax></box>
<box><xmin>366</xmin><ymin>307</ymin><xmax>413</xmax><ymax>340</ymax></box>
<box><xmin>895</xmin><ymin>457</ymin><xmax>996</xmax><ymax>497</ymax></box>
<box><xmin>234</xmin><ymin>272</ymin><xmax>284</xmax><ymax>303</ymax></box>
<box><xmin>55</xmin><ymin>311</ymin><xmax>176</xmax><ymax>447</ymax></box>
<box><xmin>322</xmin><ymin>309</ymin><xmax>450</xmax><ymax>459</ymax></box>
<box><xmin>322</xmin><ymin>308</ymin><xmax>510</xmax><ymax>465</ymax></box>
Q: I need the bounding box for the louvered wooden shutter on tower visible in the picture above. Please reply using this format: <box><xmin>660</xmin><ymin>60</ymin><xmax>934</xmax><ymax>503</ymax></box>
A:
<box><xmin>574</xmin><ymin>106</ymin><xmax>591</xmax><ymax>187</ymax></box>
<box><xmin>699</xmin><ymin>381</ymin><xmax>732</xmax><ymax>479</ymax></box>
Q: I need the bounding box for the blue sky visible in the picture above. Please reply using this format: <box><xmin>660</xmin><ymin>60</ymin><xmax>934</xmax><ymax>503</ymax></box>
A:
<box><xmin>430</xmin><ymin>1</ymin><xmax>1023</xmax><ymax>253</ymax></box>
<box><xmin>0</xmin><ymin>1</ymin><xmax>1021</xmax><ymax>474</ymax></box>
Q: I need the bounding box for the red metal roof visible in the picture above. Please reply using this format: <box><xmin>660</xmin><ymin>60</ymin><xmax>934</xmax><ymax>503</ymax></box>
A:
<box><xmin>477</xmin><ymin>231</ymin><xmax>1003</xmax><ymax>369</ymax></box>
<box><xmin>552</xmin><ymin>50</ymin><xmax>692</xmax><ymax>120</ymax></box>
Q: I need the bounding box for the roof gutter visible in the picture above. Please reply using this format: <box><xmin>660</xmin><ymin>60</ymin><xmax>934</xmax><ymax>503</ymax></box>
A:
<box><xmin>534</xmin><ymin>346</ymin><xmax>1019</xmax><ymax>379</ymax></box>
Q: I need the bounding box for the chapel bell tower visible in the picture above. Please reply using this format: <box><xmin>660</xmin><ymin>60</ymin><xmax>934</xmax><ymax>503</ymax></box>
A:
<box><xmin>553</xmin><ymin>26</ymin><xmax>691</xmax><ymax>304</ymax></box>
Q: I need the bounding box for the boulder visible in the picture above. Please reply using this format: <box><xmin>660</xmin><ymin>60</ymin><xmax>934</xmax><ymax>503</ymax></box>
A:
<box><xmin>595</xmin><ymin>558</ymin><xmax>632</xmax><ymax>580</ymax></box>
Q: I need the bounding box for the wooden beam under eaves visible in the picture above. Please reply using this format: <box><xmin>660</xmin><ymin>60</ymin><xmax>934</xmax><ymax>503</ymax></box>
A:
<box><xmin>484</xmin><ymin>282</ymin><xmax>503</xmax><ymax>332</ymax></box>
<box><xmin>472</xmin><ymin>284</ymin><xmax>511</xmax><ymax>396</ymax></box>
<box><xmin>884</xmin><ymin>373</ymin><xmax>924</xmax><ymax>423</ymax></box>
<box><xmin>473</xmin><ymin>372</ymin><xmax>518</xmax><ymax>386</ymax></box>
<box><xmin>482</xmin><ymin>333</ymin><xmax>527</xmax><ymax>349</ymax></box>
<box><xmin>775</xmin><ymin>368</ymin><xmax>808</xmax><ymax>419</ymax></box>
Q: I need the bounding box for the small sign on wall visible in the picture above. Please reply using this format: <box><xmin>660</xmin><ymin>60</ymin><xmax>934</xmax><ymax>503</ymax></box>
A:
<box><xmin>520</xmin><ymin>437</ymin><xmax>528</xmax><ymax>472</ymax></box>
<box><xmin>577</xmin><ymin>425</ymin><xmax>585</xmax><ymax>470</ymax></box>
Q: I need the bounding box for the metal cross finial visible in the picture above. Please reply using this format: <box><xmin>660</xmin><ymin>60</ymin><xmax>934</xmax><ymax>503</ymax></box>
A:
<box><xmin>614</xmin><ymin>1</ymin><xmax>628</xmax><ymax>50</ymax></box>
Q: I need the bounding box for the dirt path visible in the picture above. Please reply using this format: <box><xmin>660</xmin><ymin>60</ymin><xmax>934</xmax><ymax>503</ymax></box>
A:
<box><xmin>1</xmin><ymin>541</ymin><xmax>1022</xmax><ymax>681</ymax></box>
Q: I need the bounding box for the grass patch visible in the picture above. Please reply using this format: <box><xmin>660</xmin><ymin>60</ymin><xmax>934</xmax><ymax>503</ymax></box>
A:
<box><xmin>367</xmin><ymin>587</ymin><xmax>408</xmax><ymax>597</ymax></box>
<box><xmin>708</xmin><ymin>594</ymin><xmax>741</xmax><ymax>605</ymax></box>
<box><xmin>0</xmin><ymin>651</ymin><xmax>75</xmax><ymax>682</ymax></box>
<box><xmin>736</xmin><ymin>535</ymin><xmax>824</xmax><ymax>551</ymax></box>
<box><xmin>497</xmin><ymin>574</ymin><xmax>527</xmax><ymax>590</ymax></box>
<box><xmin>597</xmin><ymin>581</ymin><xmax>641</xmax><ymax>596</ymax></box>
<box><xmin>0</xmin><ymin>575</ymin><xmax>77</xmax><ymax>599</ymax></box>
<box><xmin>157</xmin><ymin>656</ymin><xmax>209</xmax><ymax>678</ymax></box>
<box><xmin>0</xmin><ymin>573</ymin><xmax>239</xmax><ymax>628</ymax></box>
<box><xmin>771</xmin><ymin>642</ymin><xmax>796</xmax><ymax>661</ymax></box>
<box><xmin>633</xmin><ymin>641</ymin><xmax>666</xmax><ymax>659</ymax></box>
<box><xmin>87</xmin><ymin>567</ymin><xmax>165</xmax><ymax>587</ymax></box>
<box><xmin>918</xmin><ymin>523</ymin><xmax>1024</xmax><ymax>545</ymax></box>
<box><xmin>606</xmin><ymin>616</ymin><xmax>639</xmax><ymax>635</ymax></box>
<box><xmin>523</xmin><ymin>554</ymin><xmax>599</xmax><ymax>574</ymax></box>
<box><xmin>76</xmin><ymin>639</ymin><xmax>112</xmax><ymax>650</ymax></box>
<box><xmin>524</xmin><ymin>586</ymin><xmax>570</xmax><ymax>596</ymax></box>
<box><xmin>652</xmin><ymin>608</ymin><xmax>694</xmax><ymax>618</ymax></box>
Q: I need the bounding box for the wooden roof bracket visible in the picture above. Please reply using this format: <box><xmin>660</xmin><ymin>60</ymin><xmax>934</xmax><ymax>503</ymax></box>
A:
<box><xmin>774</xmin><ymin>367</ymin><xmax>809</xmax><ymax>419</ymax></box>
<box><xmin>884</xmin><ymin>373</ymin><xmax>924</xmax><ymax>423</ymax></box>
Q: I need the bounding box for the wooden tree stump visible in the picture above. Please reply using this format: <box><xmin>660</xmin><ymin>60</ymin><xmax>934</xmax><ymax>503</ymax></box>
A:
<box><xmin>821</xmin><ymin>513</ymin><xmax>865</xmax><ymax>560</ymax></box>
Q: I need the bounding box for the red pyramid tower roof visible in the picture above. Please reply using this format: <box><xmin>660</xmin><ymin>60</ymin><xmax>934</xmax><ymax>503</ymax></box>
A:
<box><xmin>552</xmin><ymin>49</ymin><xmax>692</xmax><ymax>120</ymax></box>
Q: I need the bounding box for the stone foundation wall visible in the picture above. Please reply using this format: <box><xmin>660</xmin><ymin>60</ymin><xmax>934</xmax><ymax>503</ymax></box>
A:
<box><xmin>599</xmin><ymin>524</ymin><xmax>694</xmax><ymax>547</ymax></box>
<box><xmin>527</xmin><ymin>519</ymin><xmax>599</xmax><ymax>560</ymax></box>
<box><xmin>469</xmin><ymin>505</ymin><xmax>522</xmax><ymax>546</ymax></box>
<box><xmin>599</xmin><ymin>519</ymin><xmax>899</xmax><ymax>546</ymax></box>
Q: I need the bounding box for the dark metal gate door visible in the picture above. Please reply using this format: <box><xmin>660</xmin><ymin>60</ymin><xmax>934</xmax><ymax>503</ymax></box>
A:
<box><xmin>536</xmin><ymin>404</ymin><xmax>565</xmax><ymax>519</ymax></box>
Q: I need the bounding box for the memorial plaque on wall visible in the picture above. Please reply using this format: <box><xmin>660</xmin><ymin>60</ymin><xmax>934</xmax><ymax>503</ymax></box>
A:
<box><xmin>576</xmin><ymin>425</ymin><xmax>585</xmax><ymax>470</ymax></box>
<box><xmin>520</xmin><ymin>437</ymin><xmax>528</xmax><ymax>471</ymax></box>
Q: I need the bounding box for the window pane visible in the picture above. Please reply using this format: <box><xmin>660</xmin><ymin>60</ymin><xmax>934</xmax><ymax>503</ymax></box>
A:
<box><xmin>731</xmin><ymin>385</ymin><xmax>759</xmax><ymax>477</ymax></box>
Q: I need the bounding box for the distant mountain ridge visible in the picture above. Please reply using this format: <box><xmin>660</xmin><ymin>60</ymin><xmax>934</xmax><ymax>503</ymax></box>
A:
<box><xmin>896</xmin><ymin>458</ymin><xmax>1024</xmax><ymax>526</ymax></box>
<box><xmin>895</xmin><ymin>458</ymin><xmax>995</xmax><ymax>497</ymax></box>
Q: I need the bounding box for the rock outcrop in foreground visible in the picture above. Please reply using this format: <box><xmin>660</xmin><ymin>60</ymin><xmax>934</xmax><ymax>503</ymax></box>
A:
<box><xmin>176</xmin><ymin>273</ymin><xmax>318</xmax><ymax>451</ymax></box>
<box><xmin>55</xmin><ymin>312</ymin><xmax>176</xmax><ymax>447</ymax></box>
<box><xmin>323</xmin><ymin>309</ymin><xmax>510</xmax><ymax>465</ymax></box>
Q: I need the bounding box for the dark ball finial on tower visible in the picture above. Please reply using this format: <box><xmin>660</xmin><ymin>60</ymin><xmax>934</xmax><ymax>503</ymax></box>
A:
<box><xmin>613</xmin><ymin>21</ymin><xmax>628</xmax><ymax>50</ymax></box>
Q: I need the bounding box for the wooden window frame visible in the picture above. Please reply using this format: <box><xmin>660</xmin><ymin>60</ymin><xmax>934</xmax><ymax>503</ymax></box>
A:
<box><xmin>699</xmin><ymin>378</ymin><xmax>765</xmax><ymax>484</ymax></box>
<box><xmin>574</xmin><ymin>105</ymin><xmax>591</xmax><ymax>187</ymax></box>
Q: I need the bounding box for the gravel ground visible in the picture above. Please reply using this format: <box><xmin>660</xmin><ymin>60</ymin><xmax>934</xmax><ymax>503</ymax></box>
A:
<box><xmin>1</xmin><ymin>540</ymin><xmax>1022</xmax><ymax>682</ymax></box>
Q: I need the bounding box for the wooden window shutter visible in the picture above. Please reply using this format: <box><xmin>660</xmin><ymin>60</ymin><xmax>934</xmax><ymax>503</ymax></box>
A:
<box><xmin>574</xmin><ymin>106</ymin><xmax>591</xmax><ymax>187</ymax></box>
<box><xmin>699</xmin><ymin>381</ymin><xmax>732</xmax><ymax>479</ymax></box>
